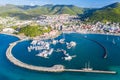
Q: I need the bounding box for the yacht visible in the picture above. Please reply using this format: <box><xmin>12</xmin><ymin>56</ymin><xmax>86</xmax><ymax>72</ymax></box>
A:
<box><xmin>59</xmin><ymin>39</ymin><xmax>65</xmax><ymax>44</ymax></box>
<box><xmin>82</xmin><ymin>62</ymin><xmax>93</xmax><ymax>71</ymax></box>
<box><xmin>48</xmin><ymin>48</ymin><xmax>54</xmax><ymax>55</ymax></box>
<box><xmin>66</xmin><ymin>41</ymin><xmax>76</xmax><ymax>49</ymax></box>
<box><xmin>36</xmin><ymin>50</ymin><xmax>48</xmax><ymax>58</ymax></box>
<box><xmin>64</xmin><ymin>56</ymin><xmax>72</xmax><ymax>61</ymax></box>
<box><xmin>52</xmin><ymin>40</ymin><xmax>58</xmax><ymax>45</ymax></box>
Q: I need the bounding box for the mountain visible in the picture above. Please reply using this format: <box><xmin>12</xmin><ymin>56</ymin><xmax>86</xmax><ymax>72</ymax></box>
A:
<box><xmin>26</xmin><ymin>5</ymin><xmax>84</xmax><ymax>15</ymax></box>
<box><xmin>48</xmin><ymin>5</ymin><xmax>84</xmax><ymax>15</ymax></box>
<box><xmin>88</xmin><ymin>2</ymin><xmax>120</xmax><ymax>22</ymax></box>
<box><xmin>0</xmin><ymin>4</ymin><xmax>84</xmax><ymax>20</ymax></box>
<box><xmin>102</xmin><ymin>2</ymin><xmax>120</xmax><ymax>9</ymax></box>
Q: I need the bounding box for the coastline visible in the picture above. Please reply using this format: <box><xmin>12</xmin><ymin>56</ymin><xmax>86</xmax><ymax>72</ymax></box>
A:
<box><xmin>3</xmin><ymin>32</ymin><xmax>117</xmax><ymax>74</ymax></box>
<box><xmin>1</xmin><ymin>30</ymin><xmax>120</xmax><ymax>41</ymax></box>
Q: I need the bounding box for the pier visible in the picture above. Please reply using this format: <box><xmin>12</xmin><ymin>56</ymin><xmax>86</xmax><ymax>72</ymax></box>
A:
<box><xmin>65</xmin><ymin>69</ymin><xmax>116</xmax><ymax>74</ymax></box>
<box><xmin>6</xmin><ymin>39</ymin><xmax>116</xmax><ymax>74</ymax></box>
<box><xmin>83</xmin><ymin>36</ymin><xmax>108</xmax><ymax>59</ymax></box>
<box><xmin>6</xmin><ymin>40</ymin><xmax>64</xmax><ymax>72</ymax></box>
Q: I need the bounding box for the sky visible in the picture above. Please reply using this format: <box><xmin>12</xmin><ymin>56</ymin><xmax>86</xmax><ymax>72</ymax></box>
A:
<box><xmin>0</xmin><ymin>0</ymin><xmax>120</xmax><ymax>8</ymax></box>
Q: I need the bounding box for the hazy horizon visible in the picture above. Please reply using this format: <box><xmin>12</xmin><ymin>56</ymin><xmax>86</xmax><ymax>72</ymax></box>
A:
<box><xmin>0</xmin><ymin>0</ymin><xmax>120</xmax><ymax>8</ymax></box>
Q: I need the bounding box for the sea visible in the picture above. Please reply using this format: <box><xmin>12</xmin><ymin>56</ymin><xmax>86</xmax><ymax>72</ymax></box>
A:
<box><xmin>0</xmin><ymin>33</ymin><xmax>120</xmax><ymax>80</ymax></box>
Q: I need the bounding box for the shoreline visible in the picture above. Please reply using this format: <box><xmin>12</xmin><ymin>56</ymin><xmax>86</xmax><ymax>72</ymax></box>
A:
<box><xmin>1</xmin><ymin>30</ymin><xmax>120</xmax><ymax>41</ymax></box>
<box><xmin>62</xmin><ymin>31</ymin><xmax>120</xmax><ymax>37</ymax></box>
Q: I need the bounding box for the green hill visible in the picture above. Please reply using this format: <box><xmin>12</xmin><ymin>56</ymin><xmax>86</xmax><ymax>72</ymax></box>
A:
<box><xmin>88</xmin><ymin>2</ymin><xmax>120</xmax><ymax>22</ymax></box>
<box><xmin>0</xmin><ymin>4</ymin><xmax>84</xmax><ymax>20</ymax></box>
<box><xmin>48</xmin><ymin>5</ymin><xmax>84</xmax><ymax>15</ymax></box>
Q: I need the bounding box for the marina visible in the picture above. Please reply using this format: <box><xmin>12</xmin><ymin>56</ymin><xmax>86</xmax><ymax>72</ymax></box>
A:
<box><xmin>0</xmin><ymin>0</ymin><xmax>120</xmax><ymax>79</ymax></box>
<box><xmin>5</xmin><ymin>35</ymin><xmax>116</xmax><ymax>74</ymax></box>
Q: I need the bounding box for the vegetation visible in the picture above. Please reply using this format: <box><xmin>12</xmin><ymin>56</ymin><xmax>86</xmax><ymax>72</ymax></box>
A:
<box><xmin>88</xmin><ymin>2</ymin><xmax>120</xmax><ymax>22</ymax></box>
<box><xmin>0</xmin><ymin>4</ymin><xmax>84</xmax><ymax>20</ymax></box>
<box><xmin>19</xmin><ymin>25</ymin><xmax>51</xmax><ymax>37</ymax></box>
<box><xmin>0</xmin><ymin>25</ymin><xmax>3</xmax><ymax>31</ymax></box>
<box><xmin>0</xmin><ymin>2</ymin><xmax>120</xmax><ymax>22</ymax></box>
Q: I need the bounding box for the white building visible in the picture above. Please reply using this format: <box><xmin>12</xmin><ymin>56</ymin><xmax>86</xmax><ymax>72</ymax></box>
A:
<box><xmin>2</xmin><ymin>28</ymin><xmax>16</xmax><ymax>33</ymax></box>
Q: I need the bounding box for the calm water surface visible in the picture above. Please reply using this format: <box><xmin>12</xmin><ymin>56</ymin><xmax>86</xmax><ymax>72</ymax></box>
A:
<box><xmin>0</xmin><ymin>33</ymin><xmax>120</xmax><ymax>80</ymax></box>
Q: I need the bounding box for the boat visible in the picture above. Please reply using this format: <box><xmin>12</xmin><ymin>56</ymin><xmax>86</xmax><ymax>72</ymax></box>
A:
<box><xmin>66</xmin><ymin>41</ymin><xmax>76</xmax><ymax>49</ymax></box>
<box><xmin>52</xmin><ymin>40</ymin><xmax>58</xmax><ymax>45</ymax></box>
<box><xmin>36</xmin><ymin>50</ymin><xmax>48</xmax><ymax>58</ymax></box>
<box><xmin>112</xmin><ymin>39</ymin><xmax>116</xmax><ymax>44</ymax></box>
<box><xmin>107</xmin><ymin>36</ymin><xmax>109</xmax><ymax>40</ymax></box>
<box><xmin>27</xmin><ymin>46</ymin><xmax>31</xmax><ymax>52</ymax></box>
<box><xmin>48</xmin><ymin>48</ymin><xmax>54</xmax><ymax>55</ymax></box>
<box><xmin>70</xmin><ymin>41</ymin><xmax>76</xmax><ymax>47</ymax></box>
<box><xmin>82</xmin><ymin>62</ymin><xmax>93</xmax><ymax>71</ymax></box>
<box><xmin>59</xmin><ymin>39</ymin><xmax>65</xmax><ymax>44</ymax></box>
<box><xmin>64</xmin><ymin>56</ymin><xmax>72</xmax><ymax>61</ymax></box>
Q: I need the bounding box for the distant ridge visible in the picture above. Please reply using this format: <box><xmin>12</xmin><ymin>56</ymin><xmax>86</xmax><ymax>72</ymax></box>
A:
<box><xmin>0</xmin><ymin>2</ymin><xmax>120</xmax><ymax>22</ymax></box>
<box><xmin>102</xmin><ymin>2</ymin><xmax>120</xmax><ymax>9</ymax></box>
<box><xmin>88</xmin><ymin>2</ymin><xmax>120</xmax><ymax>22</ymax></box>
<box><xmin>0</xmin><ymin>4</ymin><xmax>84</xmax><ymax>20</ymax></box>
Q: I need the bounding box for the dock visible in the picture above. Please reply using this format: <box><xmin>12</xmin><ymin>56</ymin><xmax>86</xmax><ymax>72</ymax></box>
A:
<box><xmin>65</xmin><ymin>69</ymin><xmax>116</xmax><ymax>74</ymax></box>
<box><xmin>83</xmin><ymin>36</ymin><xmax>108</xmax><ymax>59</ymax></box>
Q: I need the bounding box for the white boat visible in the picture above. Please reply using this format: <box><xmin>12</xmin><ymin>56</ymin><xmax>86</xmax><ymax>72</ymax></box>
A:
<box><xmin>48</xmin><ymin>48</ymin><xmax>54</xmax><ymax>55</ymax></box>
<box><xmin>82</xmin><ymin>62</ymin><xmax>93</xmax><ymax>71</ymax></box>
<box><xmin>27</xmin><ymin>46</ymin><xmax>31</xmax><ymax>52</ymax></box>
<box><xmin>52</xmin><ymin>40</ymin><xmax>58</xmax><ymax>45</ymax></box>
<box><xmin>36</xmin><ymin>50</ymin><xmax>48</xmax><ymax>58</ymax></box>
<box><xmin>107</xmin><ymin>36</ymin><xmax>109</xmax><ymax>40</ymax></box>
<box><xmin>112</xmin><ymin>39</ymin><xmax>116</xmax><ymax>44</ymax></box>
<box><xmin>64</xmin><ymin>56</ymin><xmax>72</xmax><ymax>61</ymax></box>
<box><xmin>31</xmin><ymin>40</ymin><xmax>37</xmax><ymax>45</ymax></box>
<box><xmin>70</xmin><ymin>41</ymin><xmax>76</xmax><ymax>47</ymax></box>
<box><xmin>66</xmin><ymin>41</ymin><xmax>76</xmax><ymax>49</ymax></box>
<box><xmin>59</xmin><ymin>39</ymin><xmax>65</xmax><ymax>44</ymax></box>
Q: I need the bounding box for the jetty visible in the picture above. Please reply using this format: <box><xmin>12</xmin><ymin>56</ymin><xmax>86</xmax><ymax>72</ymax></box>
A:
<box><xmin>83</xmin><ymin>36</ymin><xmax>108</xmax><ymax>59</ymax></box>
<box><xmin>65</xmin><ymin>69</ymin><xmax>116</xmax><ymax>74</ymax></box>
<box><xmin>6</xmin><ymin>40</ymin><xmax>64</xmax><ymax>72</ymax></box>
<box><xmin>6</xmin><ymin>39</ymin><xmax>116</xmax><ymax>74</ymax></box>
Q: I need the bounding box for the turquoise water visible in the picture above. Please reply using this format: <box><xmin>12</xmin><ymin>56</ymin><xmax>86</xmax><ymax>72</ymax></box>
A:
<box><xmin>0</xmin><ymin>33</ymin><xmax>120</xmax><ymax>80</ymax></box>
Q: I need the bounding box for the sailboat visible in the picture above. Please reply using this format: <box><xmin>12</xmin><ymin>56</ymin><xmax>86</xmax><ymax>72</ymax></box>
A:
<box><xmin>107</xmin><ymin>36</ymin><xmax>109</xmax><ymax>40</ymax></box>
<box><xmin>112</xmin><ymin>39</ymin><xmax>116</xmax><ymax>44</ymax></box>
<box><xmin>59</xmin><ymin>32</ymin><xmax>65</xmax><ymax>44</ymax></box>
<box><xmin>82</xmin><ymin>62</ymin><xmax>93</xmax><ymax>71</ymax></box>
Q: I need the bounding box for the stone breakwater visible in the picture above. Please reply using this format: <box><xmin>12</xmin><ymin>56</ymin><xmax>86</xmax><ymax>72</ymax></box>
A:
<box><xmin>6</xmin><ymin>40</ymin><xmax>65</xmax><ymax>72</ymax></box>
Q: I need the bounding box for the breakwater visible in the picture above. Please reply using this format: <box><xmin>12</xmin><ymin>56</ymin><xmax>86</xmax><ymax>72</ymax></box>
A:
<box><xmin>83</xmin><ymin>36</ymin><xmax>108</xmax><ymax>59</ymax></box>
<box><xmin>6</xmin><ymin>39</ymin><xmax>116</xmax><ymax>74</ymax></box>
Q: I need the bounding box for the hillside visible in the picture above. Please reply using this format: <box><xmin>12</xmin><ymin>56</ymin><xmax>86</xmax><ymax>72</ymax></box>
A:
<box><xmin>0</xmin><ymin>4</ymin><xmax>84</xmax><ymax>20</ymax></box>
<box><xmin>88</xmin><ymin>2</ymin><xmax>120</xmax><ymax>22</ymax></box>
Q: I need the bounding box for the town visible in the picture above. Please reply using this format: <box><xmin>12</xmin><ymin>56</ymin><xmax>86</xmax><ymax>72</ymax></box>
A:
<box><xmin>0</xmin><ymin>14</ymin><xmax>120</xmax><ymax>37</ymax></box>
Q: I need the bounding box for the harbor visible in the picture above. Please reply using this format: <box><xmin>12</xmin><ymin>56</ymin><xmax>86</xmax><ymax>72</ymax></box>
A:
<box><xmin>6</xmin><ymin>38</ymin><xmax>116</xmax><ymax>74</ymax></box>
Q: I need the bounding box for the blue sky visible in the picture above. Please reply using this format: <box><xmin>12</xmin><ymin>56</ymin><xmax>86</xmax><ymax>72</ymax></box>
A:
<box><xmin>0</xmin><ymin>0</ymin><xmax>120</xmax><ymax>8</ymax></box>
